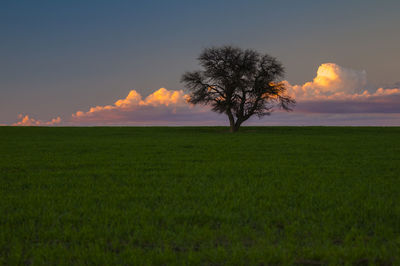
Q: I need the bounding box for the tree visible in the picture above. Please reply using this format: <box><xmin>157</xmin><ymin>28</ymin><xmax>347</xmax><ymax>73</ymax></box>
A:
<box><xmin>181</xmin><ymin>46</ymin><xmax>295</xmax><ymax>132</ymax></box>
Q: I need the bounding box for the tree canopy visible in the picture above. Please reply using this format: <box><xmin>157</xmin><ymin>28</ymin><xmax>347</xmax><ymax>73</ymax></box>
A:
<box><xmin>182</xmin><ymin>46</ymin><xmax>295</xmax><ymax>132</ymax></box>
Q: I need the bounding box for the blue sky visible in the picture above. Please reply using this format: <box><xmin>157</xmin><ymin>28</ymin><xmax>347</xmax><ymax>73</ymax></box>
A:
<box><xmin>1</xmin><ymin>0</ymin><xmax>400</xmax><ymax>125</ymax></box>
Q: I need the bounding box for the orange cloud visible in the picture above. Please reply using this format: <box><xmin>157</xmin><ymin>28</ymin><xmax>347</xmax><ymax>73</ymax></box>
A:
<box><xmin>142</xmin><ymin>88</ymin><xmax>185</xmax><ymax>106</ymax></box>
<box><xmin>13</xmin><ymin>115</ymin><xmax>61</xmax><ymax>126</ymax></box>
<box><xmin>8</xmin><ymin>65</ymin><xmax>400</xmax><ymax>126</ymax></box>
<box><xmin>285</xmin><ymin>63</ymin><xmax>400</xmax><ymax>101</ymax></box>
<box><xmin>282</xmin><ymin>63</ymin><xmax>400</xmax><ymax>114</ymax></box>
<box><xmin>72</xmin><ymin>88</ymin><xmax>189</xmax><ymax>120</ymax></box>
<box><xmin>312</xmin><ymin>63</ymin><xmax>366</xmax><ymax>93</ymax></box>
<box><xmin>9</xmin><ymin>88</ymin><xmax>204</xmax><ymax>126</ymax></box>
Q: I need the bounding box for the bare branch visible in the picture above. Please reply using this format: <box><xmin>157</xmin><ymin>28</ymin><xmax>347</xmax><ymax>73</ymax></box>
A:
<box><xmin>181</xmin><ymin>46</ymin><xmax>295</xmax><ymax>132</ymax></box>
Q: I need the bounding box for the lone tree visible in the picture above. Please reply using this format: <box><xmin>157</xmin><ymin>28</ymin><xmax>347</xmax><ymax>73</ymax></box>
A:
<box><xmin>181</xmin><ymin>46</ymin><xmax>295</xmax><ymax>132</ymax></box>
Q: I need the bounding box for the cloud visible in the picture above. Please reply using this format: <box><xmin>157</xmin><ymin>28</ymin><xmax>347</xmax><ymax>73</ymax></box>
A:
<box><xmin>9</xmin><ymin>88</ymin><xmax>222</xmax><ymax>126</ymax></box>
<box><xmin>284</xmin><ymin>63</ymin><xmax>400</xmax><ymax>113</ymax></box>
<box><xmin>312</xmin><ymin>63</ymin><xmax>367</xmax><ymax>93</ymax></box>
<box><xmin>295</xmin><ymin>97</ymin><xmax>400</xmax><ymax>114</ymax></box>
<box><xmin>286</xmin><ymin>63</ymin><xmax>367</xmax><ymax>99</ymax></box>
<box><xmin>8</xmin><ymin>63</ymin><xmax>400</xmax><ymax>126</ymax></box>
<box><xmin>13</xmin><ymin>115</ymin><xmax>61</xmax><ymax>126</ymax></box>
<box><xmin>69</xmin><ymin>88</ymin><xmax>201</xmax><ymax>125</ymax></box>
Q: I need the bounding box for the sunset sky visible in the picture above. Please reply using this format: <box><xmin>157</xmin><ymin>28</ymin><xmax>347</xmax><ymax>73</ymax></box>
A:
<box><xmin>1</xmin><ymin>0</ymin><xmax>400</xmax><ymax>126</ymax></box>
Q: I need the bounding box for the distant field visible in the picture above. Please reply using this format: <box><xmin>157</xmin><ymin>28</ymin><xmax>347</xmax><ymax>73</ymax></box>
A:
<box><xmin>1</xmin><ymin>127</ymin><xmax>400</xmax><ymax>264</ymax></box>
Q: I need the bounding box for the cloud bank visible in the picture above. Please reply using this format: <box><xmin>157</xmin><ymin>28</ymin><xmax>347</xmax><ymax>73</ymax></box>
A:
<box><xmin>10</xmin><ymin>88</ymin><xmax>218</xmax><ymax>126</ymax></box>
<box><xmin>285</xmin><ymin>63</ymin><xmax>400</xmax><ymax>114</ymax></box>
<box><xmin>12</xmin><ymin>115</ymin><xmax>61</xmax><ymax>126</ymax></box>
<box><xmin>8</xmin><ymin>63</ymin><xmax>400</xmax><ymax>126</ymax></box>
<box><xmin>286</xmin><ymin>63</ymin><xmax>367</xmax><ymax>99</ymax></box>
<box><xmin>70</xmin><ymin>88</ymin><xmax>193</xmax><ymax>124</ymax></box>
<box><xmin>66</xmin><ymin>88</ymin><xmax>222</xmax><ymax>125</ymax></box>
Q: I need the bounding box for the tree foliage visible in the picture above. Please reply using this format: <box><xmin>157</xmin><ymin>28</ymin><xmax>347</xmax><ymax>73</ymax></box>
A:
<box><xmin>182</xmin><ymin>46</ymin><xmax>295</xmax><ymax>132</ymax></box>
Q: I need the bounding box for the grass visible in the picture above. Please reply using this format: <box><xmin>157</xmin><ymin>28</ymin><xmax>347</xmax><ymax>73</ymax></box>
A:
<box><xmin>1</xmin><ymin>126</ymin><xmax>400</xmax><ymax>265</ymax></box>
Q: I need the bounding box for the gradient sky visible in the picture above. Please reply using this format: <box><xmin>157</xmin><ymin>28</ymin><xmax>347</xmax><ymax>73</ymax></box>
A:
<box><xmin>1</xmin><ymin>0</ymin><xmax>400</xmax><ymax>125</ymax></box>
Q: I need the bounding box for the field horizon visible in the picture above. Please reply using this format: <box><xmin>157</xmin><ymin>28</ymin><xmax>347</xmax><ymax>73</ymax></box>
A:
<box><xmin>1</xmin><ymin>126</ymin><xmax>399</xmax><ymax>264</ymax></box>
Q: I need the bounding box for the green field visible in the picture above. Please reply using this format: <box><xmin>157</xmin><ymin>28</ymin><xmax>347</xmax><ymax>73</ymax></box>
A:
<box><xmin>1</xmin><ymin>127</ymin><xmax>400</xmax><ymax>265</ymax></box>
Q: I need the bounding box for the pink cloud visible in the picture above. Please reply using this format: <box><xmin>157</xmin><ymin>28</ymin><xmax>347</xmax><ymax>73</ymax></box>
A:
<box><xmin>68</xmin><ymin>88</ymin><xmax>202</xmax><ymax>125</ymax></box>
<box><xmin>284</xmin><ymin>63</ymin><xmax>400</xmax><ymax>113</ymax></box>
<box><xmin>9</xmin><ymin>88</ymin><xmax>218</xmax><ymax>126</ymax></box>
<box><xmin>13</xmin><ymin>115</ymin><xmax>61</xmax><ymax>126</ymax></box>
<box><xmin>8</xmin><ymin>64</ymin><xmax>400</xmax><ymax>126</ymax></box>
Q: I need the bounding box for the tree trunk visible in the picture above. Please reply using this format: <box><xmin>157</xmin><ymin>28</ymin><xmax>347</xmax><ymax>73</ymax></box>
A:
<box><xmin>233</xmin><ymin>119</ymin><xmax>243</xmax><ymax>132</ymax></box>
<box><xmin>230</xmin><ymin>125</ymin><xmax>238</xmax><ymax>132</ymax></box>
<box><xmin>227</xmin><ymin>111</ymin><xmax>236</xmax><ymax>133</ymax></box>
<box><xmin>230</xmin><ymin>122</ymin><xmax>238</xmax><ymax>133</ymax></box>
<box><xmin>227</xmin><ymin>111</ymin><xmax>245</xmax><ymax>133</ymax></box>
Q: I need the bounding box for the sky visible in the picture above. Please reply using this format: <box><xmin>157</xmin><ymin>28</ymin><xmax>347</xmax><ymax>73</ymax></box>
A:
<box><xmin>1</xmin><ymin>0</ymin><xmax>400</xmax><ymax>126</ymax></box>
